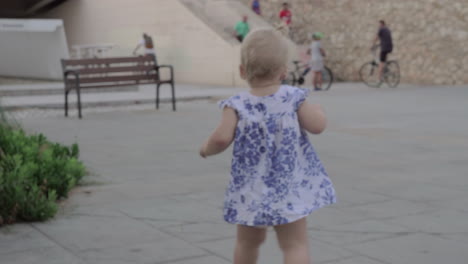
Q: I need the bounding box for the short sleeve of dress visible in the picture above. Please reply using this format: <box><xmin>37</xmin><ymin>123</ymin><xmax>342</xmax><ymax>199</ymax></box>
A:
<box><xmin>293</xmin><ymin>88</ymin><xmax>310</xmax><ymax>111</ymax></box>
<box><xmin>218</xmin><ymin>95</ymin><xmax>239</xmax><ymax>111</ymax></box>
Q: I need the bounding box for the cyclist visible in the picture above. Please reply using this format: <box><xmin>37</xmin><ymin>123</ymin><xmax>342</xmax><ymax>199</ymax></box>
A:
<box><xmin>306</xmin><ymin>32</ymin><xmax>326</xmax><ymax>91</ymax></box>
<box><xmin>372</xmin><ymin>20</ymin><xmax>393</xmax><ymax>81</ymax></box>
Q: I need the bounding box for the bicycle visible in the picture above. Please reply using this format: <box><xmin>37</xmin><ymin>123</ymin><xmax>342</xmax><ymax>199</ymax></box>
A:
<box><xmin>359</xmin><ymin>45</ymin><xmax>400</xmax><ymax>88</ymax></box>
<box><xmin>283</xmin><ymin>60</ymin><xmax>334</xmax><ymax>91</ymax></box>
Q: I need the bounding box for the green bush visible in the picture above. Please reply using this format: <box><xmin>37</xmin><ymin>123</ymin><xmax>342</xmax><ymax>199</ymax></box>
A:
<box><xmin>0</xmin><ymin>125</ymin><xmax>85</xmax><ymax>225</ymax></box>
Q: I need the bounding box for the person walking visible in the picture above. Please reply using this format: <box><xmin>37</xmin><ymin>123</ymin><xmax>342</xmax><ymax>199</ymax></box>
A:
<box><xmin>234</xmin><ymin>15</ymin><xmax>250</xmax><ymax>42</ymax></box>
<box><xmin>307</xmin><ymin>32</ymin><xmax>326</xmax><ymax>91</ymax></box>
<box><xmin>200</xmin><ymin>29</ymin><xmax>336</xmax><ymax>264</ymax></box>
<box><xmin>278</xmin><ymin>2</ymin><xmax>292</xmax><ymax>36</ymax></box>
<box><xmin>252</xmin><ymin>0</ymin><xmax>261</xmax><ymax>15</ymax></box>
<box><xmin>372</xmin><ymin>20</ymin><xmax>393</xmax><ymax>81</ymax></box>
<box><xmin>279</xmin><ymin>2</ymin><xmax>292</xmax><ymax>25</ymax></box>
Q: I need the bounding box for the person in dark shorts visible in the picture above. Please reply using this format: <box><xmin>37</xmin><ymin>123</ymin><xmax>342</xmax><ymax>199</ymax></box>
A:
<box><xmin>372</xmin><ymin>20</ymin><xmax>393</xmax><ymax>81</ymax></box>
<box><xmin>234</xmin><ymin>15</ymin><xmax>250</xmax><ymax>42</ymax></box>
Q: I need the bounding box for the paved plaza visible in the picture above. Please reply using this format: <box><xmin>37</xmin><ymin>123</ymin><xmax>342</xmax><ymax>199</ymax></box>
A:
<box><xmin>1</xmin><ymin>83</ymin><xmax>467</xmax><ymax>264</ymax></box>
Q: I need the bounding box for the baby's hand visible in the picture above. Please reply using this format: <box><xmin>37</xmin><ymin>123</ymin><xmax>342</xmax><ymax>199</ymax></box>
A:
<box><xmin>199</xmin><ymin>146</ymin><xmax>207</xmax><ymax>158</ymax></box>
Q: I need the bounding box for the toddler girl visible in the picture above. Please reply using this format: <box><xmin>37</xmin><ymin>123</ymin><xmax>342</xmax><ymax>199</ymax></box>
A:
<box><xmin>200</xmin><ymin>29</ymin><xmax>336</xmax><ymax>264</ymax></box>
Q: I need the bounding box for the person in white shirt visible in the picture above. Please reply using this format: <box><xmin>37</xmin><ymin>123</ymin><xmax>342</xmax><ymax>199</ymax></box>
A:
<box><xmin>133</xmin><ymin>33</ymin><xmax>158</xmax><ymax>78</ymax></box>
<box><xmin>306</xmin><ymin>32</ymin><xmax>326</xmax><ymax>91</ymax></box>
<box><xmin>133</xmin><ymin>33</ymin><xmax>157</xmax><ymax>64</ymax></box>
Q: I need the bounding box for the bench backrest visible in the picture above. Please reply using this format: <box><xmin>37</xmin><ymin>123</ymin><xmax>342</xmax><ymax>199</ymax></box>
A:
<box><xmin>61</xmin><ymin>55</ymin><xmax>158</xmax><ymax>89</ymax></box>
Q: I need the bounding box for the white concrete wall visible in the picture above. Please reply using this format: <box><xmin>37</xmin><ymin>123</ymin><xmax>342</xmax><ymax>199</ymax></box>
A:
<box><xmin>0</xmin><ymin>19</ymin><xmax>69</xmax><ymax>80</ymax></box>
<box><xmin>43</xmin><ymin>0</ymin><xmax>242</xmax><ymax>86</ymax></box>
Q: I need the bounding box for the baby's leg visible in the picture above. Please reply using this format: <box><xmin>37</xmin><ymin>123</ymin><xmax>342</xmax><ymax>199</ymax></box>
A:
<box><xmin>274</xmin><ymin>218</ymin><xmax>310</xmax><ymax>264</ymax></box>
<box><xmin>234</xmin><ymin>225</ymin><xmax>267</xmax><ymax>264</ymax></box>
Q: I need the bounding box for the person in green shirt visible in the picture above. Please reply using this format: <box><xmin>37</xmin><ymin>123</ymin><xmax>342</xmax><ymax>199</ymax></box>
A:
<box><xmin>234</xmin><ymin>16</ymin><xmax>250</xmax><ymax>42</ymax></box>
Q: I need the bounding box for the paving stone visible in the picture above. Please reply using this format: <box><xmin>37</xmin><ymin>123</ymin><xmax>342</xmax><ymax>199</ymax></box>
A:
<box><xmin>319</xmin><ymin>256</ymin><xmax>387</xmax><ymax>264</ymax></box>
<box><xmin>354</xmin><ymin>181</ymin><xmax>466</xmax><ymax>204</ymax></box>
<box><xmin>345</xmin><ymin>233</ymin><xmax>468</xmax><ymax>264</ymax></box>
<box><xmin>164</xmin><ymin>255</ymin><xmax>231</xmax><ymax>264</ymax></box>
<box><xmin>439</xmin><ymin>233</ymin><xmax>468</xmax><ymax>247</ymax></box>
<box><xmin>0</xmin><ymin>224</ymin><xmax>55</xmax><ymax>255</ymax></box>
<box><xmin>325</xmin><ymin>186</ymin><xmax>390</xmax><ymax>209</ymax></box>
<box><xmin>386</xmin><ymin>209</ymin><xmax>468</xmax><ymax>233</ymax></box>
<box><xmin>1</xmin><ymin>246</ymin><xmax>86</xmax><ymax>264</ymax></box>
<box><xmin>309</xmin><ymin>219</ymin><xmax>412</xmax><ymax>246</ymax></box>
<box><xmin>161</xmin><ymin>222</ymin><xmax>235</xmax><ymax>243</ymax></box>
<box><xmin>343</xmin><ymin>199</ymin><xmax>435</xmax><ymax>220</ymax></box>
<box><xmin>198</xmin><ymin>235</ymin><xmax>354</xmax><ymax>264</ymax></box>
<box><xmin>116</xmin><ymin>197</ymin><xmax>222</xmax><ymax>224</ymax></box>
<box><xmin>307</xmin><ymin>207</ymin><xmax>372</xmax><ymax>228</ymax></box>
<box><xmin>32</xmin><ymin>215</ymin><xmax>174</xmax><ymax>252</ymax></box>
<box><xmin>80</xmin><ymin>240</ymin><xmax>206</xmax><ymax>264</ymax></box>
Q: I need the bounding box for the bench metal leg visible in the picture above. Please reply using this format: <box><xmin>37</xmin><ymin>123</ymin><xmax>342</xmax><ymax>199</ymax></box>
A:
<box><xmin>76</xmin><ymin>87</ymin><xmax>82</xmax><ymax>119</ymax></box>
<box><xmin>65</xmin><ymin>89</ymin><xmax>69</xmax><ymax>117</ymax></box>
<box><xmin>156</xmin><ymin>83</ymin><xmax>161</xmax><ymax>109</ymax></box>
<box><xmin>171</xmin><ymin>82</ymin><xmax>176</xmax><ymax>111</ymax></box>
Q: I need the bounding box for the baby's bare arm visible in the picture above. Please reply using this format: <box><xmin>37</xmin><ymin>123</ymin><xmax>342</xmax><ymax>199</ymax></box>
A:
<box><xmin>297</xmin><ymin>101</ymin><xmax>327</xmax><ymax>134</ymax></box>
<box><xmin>200</xmin><ymin>107</ymin><xmax>238</xmax><ymax>157</ymax></box>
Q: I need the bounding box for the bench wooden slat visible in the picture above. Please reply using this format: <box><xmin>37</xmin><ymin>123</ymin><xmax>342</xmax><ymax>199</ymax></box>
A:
<box><xmin>65</xmin><ymin>83</ymin><xmax>141</xmax><ymax>90</ymax></box>
<box><xmin>65</xmin><ymin>74</ymin><xmax>156</xmax><ymax>84</ymax></box>
<box><xmin>66</xmin><ymin>80</ymin><xmax>156</xmax><ymax>89</ymax></box>
<box><xmin>62</xmin><ymin>56</ymin><xmax>155</xmax><ymax>66</ymax></box>
<box><xmin>65</xmin><ymin>65</ymin><xmax>156</xmax><ymax>75</ymax></box>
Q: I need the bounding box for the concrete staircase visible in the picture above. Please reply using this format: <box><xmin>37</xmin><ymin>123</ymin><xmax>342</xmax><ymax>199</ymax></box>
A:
<box><xmin>0</xmin><ymin>83</ymin><xmax>229</xmax><ymax>111</ymax></box>
<box><xmin>179</xmin><ymin>0</ymin><xmax>274</xmax><ymax>44</ymax></box>
<box><xmin>179</xmin><ymin>0</ymin><xmax>299</xmax><ymax>63</ymax></box>
<box><xmin>0</xmin><ymin>83</ymin><xmax>137</xmax><ymax>97</ymax></box>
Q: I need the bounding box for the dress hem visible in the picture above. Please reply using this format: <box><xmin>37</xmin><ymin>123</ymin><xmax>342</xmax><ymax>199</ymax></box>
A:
<box><xmin>223</xmin><ymin>199</ymin><xmax>337</xmax><ymax>227</ymax></box>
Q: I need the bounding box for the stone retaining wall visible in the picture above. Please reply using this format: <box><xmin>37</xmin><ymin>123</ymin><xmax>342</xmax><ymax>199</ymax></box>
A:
<box><xmin>240</xmin><ymin>0</ymin><xmax>468</xmax><ymax>84</ymax></box>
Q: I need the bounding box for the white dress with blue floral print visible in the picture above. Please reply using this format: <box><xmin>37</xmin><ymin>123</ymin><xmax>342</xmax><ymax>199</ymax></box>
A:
<box><xmin>219</xmin><ymin>85</ymin><xmax>336</xmax><ymax>227</ymax></box>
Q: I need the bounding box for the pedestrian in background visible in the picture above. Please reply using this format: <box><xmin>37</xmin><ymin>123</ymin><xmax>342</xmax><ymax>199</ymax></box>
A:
<box><xmin>252</xmin><ymin>0</ymin><xmax>261</xmax><ymax>15</ymax></box>
<box><xmin>234</xmin><ymin>15</ymin><xmax>250</xmax><ymax>42</ymax></box>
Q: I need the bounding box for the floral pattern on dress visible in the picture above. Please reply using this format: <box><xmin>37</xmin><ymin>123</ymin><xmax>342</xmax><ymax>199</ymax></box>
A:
<box><xmin>219</xmin><ymin>85</ymin><xmax>336</xmax><ymax>227</ymax></box>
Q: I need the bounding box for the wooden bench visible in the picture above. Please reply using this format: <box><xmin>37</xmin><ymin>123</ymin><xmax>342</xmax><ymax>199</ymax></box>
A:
<box><xmin>61</xmin><ymin>55</ymin><xmax>175</xmax><ymax>118</ymax></box>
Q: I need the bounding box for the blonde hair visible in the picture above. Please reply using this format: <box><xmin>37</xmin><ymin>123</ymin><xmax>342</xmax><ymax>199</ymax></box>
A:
<box><xmin>241</xmin><ymin>28</ymin><xmax>289</xmax><ymax>82</ymax></box>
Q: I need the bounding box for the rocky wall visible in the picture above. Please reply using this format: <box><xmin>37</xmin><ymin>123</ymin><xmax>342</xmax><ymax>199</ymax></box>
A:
<box><xmin>240</xmin><ymin>0</ymin><xmax>468</xmax><ymax>84</ymax></box>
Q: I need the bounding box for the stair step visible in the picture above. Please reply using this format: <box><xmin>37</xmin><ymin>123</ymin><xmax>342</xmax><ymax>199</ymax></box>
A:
<box><xmin>1</xmin><ymin>84</ymin><xmax>238</xmax><ymax>111</ymax></box>
<box><xmin>0</xmin><ymin>83</ymin><xmax>138</xmax><ymax>97</ymax></box>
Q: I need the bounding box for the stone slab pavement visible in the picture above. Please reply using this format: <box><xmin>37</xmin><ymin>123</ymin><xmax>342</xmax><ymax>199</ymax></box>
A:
<box><xmin>1</xmin><ymin>83</ymin><xmax>468</xmax><ymax>264</ymax></box>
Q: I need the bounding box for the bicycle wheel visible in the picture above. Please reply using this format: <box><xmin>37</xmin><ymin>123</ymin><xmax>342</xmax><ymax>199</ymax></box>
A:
<box><xmin>359</xmin><ymin>61</ymin><xmax>382</xmax><ymax>88</ymax></box>
<box><xmin>282</xmin><ymin>72</ymin><xmax>297</xmax><ymax>86</ymax></box>
<box><xmin>322</xmin><ymin>66</ymin><xmax>334</xmax><ymax>90</ymax></box>
<box><xmin>384</xmin><ymin>61</ymin><xmax>400</xmax><ymax>88</ymax></box>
